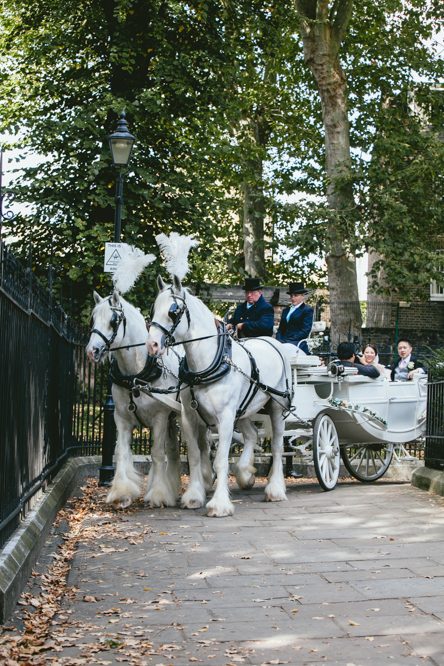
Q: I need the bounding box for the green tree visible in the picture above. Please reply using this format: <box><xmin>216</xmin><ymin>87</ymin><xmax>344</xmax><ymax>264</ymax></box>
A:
<box><xmin>0</xmin><ymin>0</ymin><xmax>442</xmax><ymax>333</ymax></box>
<box><xmin>0</xmin><ymin>0</ymin><xmax>234</xmax><ymax>313</ymax></box>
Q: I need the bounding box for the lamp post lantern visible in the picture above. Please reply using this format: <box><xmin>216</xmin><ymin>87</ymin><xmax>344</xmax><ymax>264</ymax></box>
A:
<box><xmin>108</xmin><ymin>112</ymin><xmax>135</xmax><ymax>243</ymax></box>
<box><xmin>99</xmin><ymin>112</ymin><xmax>136</xmax><ymax>486</ymax></box>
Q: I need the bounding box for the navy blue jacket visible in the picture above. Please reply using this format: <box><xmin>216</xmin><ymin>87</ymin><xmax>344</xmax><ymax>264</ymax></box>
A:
<box><xmin>341</xmin><ymin>359</ymin><xmax>380</xmax><ymax>378</ymax></box>
<box><xmin>228</xmin><ymin>295</ymin><xmax>274</xmax><ymax>337</ymax></box>
<box><xmin>276</xmin><ymin>303</ymin><xmax>314</xmax><ymax>354</ymax></box>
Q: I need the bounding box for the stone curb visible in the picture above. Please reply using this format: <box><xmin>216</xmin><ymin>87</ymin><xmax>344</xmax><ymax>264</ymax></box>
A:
<box><xmin>412</xmin><ymin>464</ymin><xmax>444</xmax><ymax>496</ymax></box>
<box><xmin>0</xmin><ymin>456</ymin><xmax>100</xmax><ymax>622</ymax></box>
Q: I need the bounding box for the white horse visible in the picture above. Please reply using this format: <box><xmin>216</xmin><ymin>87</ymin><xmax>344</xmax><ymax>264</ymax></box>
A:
<box><xmin>147</xmin><ymin>276</ymin><xmax>294</xmax><ymax>517</ymax></box>
<box><xmin>86</xmin><ymin>290</ymin><xmax>190</xmax><ymax>509</ymax></box>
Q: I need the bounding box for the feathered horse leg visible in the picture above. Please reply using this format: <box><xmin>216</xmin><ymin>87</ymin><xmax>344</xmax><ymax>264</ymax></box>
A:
<box><xmin>106</xmin><ymin>409</ymin><xmax>142</xmax><ymax>509</ymax></box>
<box><xmin>205</xmin><ymin>418</ymin><xmax>235</xmax><ymax>517</ymax></box>
<box><xmin>145</xmin><ymin>411</ymin><xmax>180</xmax><ymax>507</ymax></box>
<box><xmin>233</xmin><ymin>418</ymin><xmax>257</xmax><ymax>489</ymax></box>
<box><xmin>180</xmin><ymin>410</ymin><xmax>207</xmax><ymax>509</ymax></box>
<box><xmin>264</xmin><ymin>401</ymin><xmax>287</xmax><ymax>502</ymax></box>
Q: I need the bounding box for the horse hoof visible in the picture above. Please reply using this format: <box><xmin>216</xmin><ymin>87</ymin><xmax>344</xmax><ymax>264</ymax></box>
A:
<box><xmin>181</xmin><ymin>498</ymin><xmax>203</xmax><ymax>510</ymax></box>
<box><xmin>264</xmin><ymin>493</ymin><xmax>287</xmax><ymax>503</ymax></box>
<box><xmin>112</xmin><ymin>496</ymin><xmax>132</xmax><ymax>509</ymax></box>
<box><xmin>206</xmin><ymin>502</ymin><xmax>234</xmax><ymax>517</ymax></box>
<box><xmin>243</xmin><ymin>475</ymin><xmax>255</xmax><ymax>489</ymax></box>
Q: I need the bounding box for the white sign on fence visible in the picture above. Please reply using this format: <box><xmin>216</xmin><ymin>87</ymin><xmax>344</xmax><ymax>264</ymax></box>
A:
<box><xmin>104</xmin><ymin>242</ymin><xmax>124</xmax><ymax>273</ymax></box>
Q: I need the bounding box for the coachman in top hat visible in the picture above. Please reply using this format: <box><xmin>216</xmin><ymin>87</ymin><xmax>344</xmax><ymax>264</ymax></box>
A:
<box><xmin>275</xmin><ymin>282</ymin><xmax>313</xmax><ymax>354</ymax></box>
<box><xmin>227</xmin><ymin>277</ymin><xmax>274</xmax><ymax>338</ymax></box>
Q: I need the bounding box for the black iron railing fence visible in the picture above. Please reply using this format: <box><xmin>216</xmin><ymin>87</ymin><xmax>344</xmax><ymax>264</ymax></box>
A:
<box><xmin>425</xmin><ymin>377</ymin><xmax>444</xmax><ymax>471</ymax></box>
<box><xmin>0</xmin><ymin>242</ymin><xmax>156</xmax><ymax>547</ymax></box>
<box><xmin>0</xmin><ymin>246</ymin><xmax>79</xmax><ymax>546</ymax></box>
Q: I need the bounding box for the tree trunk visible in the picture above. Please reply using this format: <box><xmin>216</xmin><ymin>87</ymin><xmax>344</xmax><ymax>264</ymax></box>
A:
<box><xmin>241</xmin><ymin>117</ymin><xmax>266</xmax><ymax>279</ymax></box>
<box><xmin>366</xmin><ymin>250</ymin><xmax>397</xmax><ymax>328</ymax></box>
<box><xmin>296</xmin><ymin>0</ymin><xmax>361</xmax><ymax>345</ymax></box>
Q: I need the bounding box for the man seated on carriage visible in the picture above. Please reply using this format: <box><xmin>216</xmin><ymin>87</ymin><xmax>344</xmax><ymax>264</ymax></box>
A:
<box><xmin>275</xmin><ymin>281</ymin><xmax>314</xmax><ymax>354</ymax></box>
<box><xmin>390</xmin><ymin>338</ymin><xmax>427</xmax><ymax>381</ymax></box>
<box><xmin>227</xmin><ymin>277</ymin><xmax>274</xmax><ymax>338</ymax></box>
<box><xmin>337</xmin><ymin>341</ymin><xmax>380</xmax><ymax>379</ymax></box>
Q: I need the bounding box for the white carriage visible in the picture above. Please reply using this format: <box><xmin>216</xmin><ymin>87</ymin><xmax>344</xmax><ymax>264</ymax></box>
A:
<box><xmin>254</xmin><ymin>351</ymin><xmax>427</xmax><ymax>491</ymax></box>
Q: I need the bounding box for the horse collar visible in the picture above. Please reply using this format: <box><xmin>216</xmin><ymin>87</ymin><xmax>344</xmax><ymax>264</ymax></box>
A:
<box><xmin>110</xmin><ymin>355</ymin><xmax>162</xmax><ymax>390</ymax></box>
<box><xmin>178</xmin><ymin>322</ymin><xmax>232</xmax><ymax>387</ymax></box>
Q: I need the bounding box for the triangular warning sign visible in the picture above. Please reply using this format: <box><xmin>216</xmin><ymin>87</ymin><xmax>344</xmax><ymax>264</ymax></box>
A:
<box><xmin>106</xmin><ymin>249</ymin><xmax>122</xmax><ymax>265</ymax></box>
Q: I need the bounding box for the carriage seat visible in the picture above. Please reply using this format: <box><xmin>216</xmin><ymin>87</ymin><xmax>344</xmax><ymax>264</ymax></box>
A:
<box><xmin>284</xmin><ymin>347</ymin><xmax>322</xmax><ymax>368</ymax></box>
<box><xmin>289</xmin><ymin>354</ymin><xmax>322</xmax><ymax>368</ymax></box>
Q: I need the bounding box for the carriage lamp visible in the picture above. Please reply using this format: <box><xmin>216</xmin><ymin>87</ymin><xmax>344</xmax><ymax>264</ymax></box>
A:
<box><xmin>108</xmin><ymin>112</ymin><xmax>135</xmax><ymax>242</ymax></box>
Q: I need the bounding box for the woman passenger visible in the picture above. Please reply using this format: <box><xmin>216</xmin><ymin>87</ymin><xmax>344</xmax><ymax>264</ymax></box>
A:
<box><xmin>359</xmin><ymin>344</ymin><xmax>388</xmax><ymax>378</ymax></box>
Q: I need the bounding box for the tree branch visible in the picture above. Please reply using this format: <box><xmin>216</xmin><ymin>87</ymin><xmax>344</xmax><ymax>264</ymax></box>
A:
<box><xmin>330</xmin><ymin>0</ymin><xmax>354</xmax><ymax>53</ymax></box>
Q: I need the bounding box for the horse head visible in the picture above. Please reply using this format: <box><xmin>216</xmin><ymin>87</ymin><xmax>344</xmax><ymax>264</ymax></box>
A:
<box><xmin>86</xmin><ymin>290</ymin><xmax>127</xmax><ymax>362</ymax></box>
<box><xmin>147</xmin><ymin>275</ymin><xmax>190</xmax><ymax>356</ymax></box>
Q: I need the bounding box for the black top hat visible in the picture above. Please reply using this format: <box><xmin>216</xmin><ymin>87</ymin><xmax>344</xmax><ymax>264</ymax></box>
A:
<box><xmin>243</xmin><ymin>277</ymin><xmax>263</xmax><ymax>291</ymax></box>
<box><xmin>287</xmin><ymin>281</ymin><xmax>309</xmax><ymax>295</ymax></box>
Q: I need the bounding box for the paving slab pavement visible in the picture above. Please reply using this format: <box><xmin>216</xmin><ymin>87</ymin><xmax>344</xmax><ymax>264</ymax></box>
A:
<box><xmin>2</xmin><ymin>476</ymin><xmax>444</xmax><ymax>665</ymax></box>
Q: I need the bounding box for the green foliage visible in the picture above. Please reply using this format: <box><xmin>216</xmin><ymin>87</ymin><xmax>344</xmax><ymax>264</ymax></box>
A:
<box><xmin>0</xmin><ymin>0</ymin><xmax>443</xmax><ymax>317</ymax></box>
<box><xmin>424</xmin><ymin>348</ymin><xmax>444</xmax><ymax>380</ymax></box>
<box><xmin>363</xmin><ymin>95</ymin><xmax>444</xmax><ymax>295</ymax></box>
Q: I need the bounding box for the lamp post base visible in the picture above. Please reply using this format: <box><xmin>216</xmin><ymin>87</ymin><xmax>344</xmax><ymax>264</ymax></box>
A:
<box><xmin>99</xmin><ymin>465</ymin><xmax>115</xmax><ymax>487</ymax></box>
<box><xmin>99</xmin><ymin>378</ymin><xmax>116</xmax><ymax>486</ymax></box>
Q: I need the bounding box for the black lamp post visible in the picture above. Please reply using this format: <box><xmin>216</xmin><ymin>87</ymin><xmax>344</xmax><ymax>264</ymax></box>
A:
<box><xmin>99</xmin><ymin>112</ymin><xmax>136</xmax><ymax>486</ymax></box>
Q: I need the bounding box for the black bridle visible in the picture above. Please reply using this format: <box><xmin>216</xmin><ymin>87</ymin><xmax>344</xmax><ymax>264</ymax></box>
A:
<box><xmin>90</xmin><ymin>297</ymin><xmax>127</xmax><ymax>352</ymax></box>
<box><xmin>150</xmin><ymin>290</ymin><xmax>190</xmax><ymax>347</ymax></box>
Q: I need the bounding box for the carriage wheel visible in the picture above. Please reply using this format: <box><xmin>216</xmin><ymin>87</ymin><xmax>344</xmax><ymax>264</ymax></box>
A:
<box><xmin>341</xmin><ymin>442</ymin><xmax>394</xmax><ymax>482</ymax></box>
<box><xmin>313</xmin><ymin>414</ymin><xmax>341</xmax><ymax>491</ymax></box>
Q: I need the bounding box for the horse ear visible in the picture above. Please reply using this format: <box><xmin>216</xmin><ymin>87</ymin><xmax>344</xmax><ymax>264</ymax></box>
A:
<box><xmin>157</xmin><ymin>275</ymin><xmax>167</xmax><ymax>291</ymax></box>
<box><xmin>172</xmin><ymin>275</ymin><xmax>182</xmax><ymax>293</ymax></box>
<box><xmin>111</xmin><ymin>290</ymin><xmax>121</xmax><ymax>307</ymax></box>
<box><xmin>93</xmin><ymin>290</ymin><xmax>102</xmax><ymax>304</ymax></box>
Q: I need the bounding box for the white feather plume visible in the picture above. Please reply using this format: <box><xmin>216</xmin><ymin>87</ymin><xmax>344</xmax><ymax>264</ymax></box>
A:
<box><xmin>155</xmin><ymin>232</ymin><xmax>199</xmax><ymax>280</ymax></box>
<box><xmin>112</xmin><ymin>244</ymin><xmax>156</xmax><ymax>294</ymax></box>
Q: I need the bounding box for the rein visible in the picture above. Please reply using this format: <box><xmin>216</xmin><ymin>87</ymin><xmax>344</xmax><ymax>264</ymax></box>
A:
<box><xmin>110</xmin><ymin>341</ymin><xmax>146</xmax><ymax>351</ymax></box>
<box><xmin>163</xmin><ymin>331</ymin><xmax>231</xmax><ymax>347</ymax></box>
